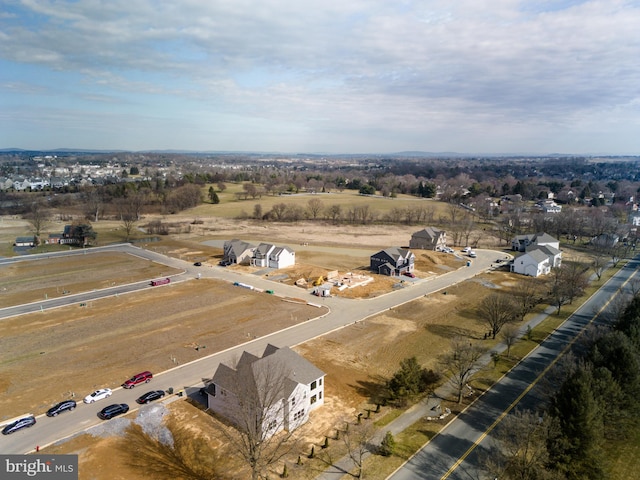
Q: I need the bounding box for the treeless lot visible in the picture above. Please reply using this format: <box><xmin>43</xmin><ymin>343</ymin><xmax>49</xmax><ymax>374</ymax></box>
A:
<box><xmin>0</xmin><ymin>277</ymin><xmax>321</xmax><ymax>420</ymax></box>
<box><xmin>0</xmin><ymin>251</ymin><xmax>182</xmax><ymax>307</ymax></box>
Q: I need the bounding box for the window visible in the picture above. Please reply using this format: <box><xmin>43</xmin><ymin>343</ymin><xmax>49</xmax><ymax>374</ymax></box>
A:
<box><xmin>310</xmin><ymin>380</ymin><xmax>317</xmax><ymax>390</ymax></box>
<box><xmin>319</xmin><ymin>378</ymin><xmax>323</xmax><ymax>386</ymax></box>
<box><xmin>291</xmin><ymin>397</ymin><xmax>296</xmax><ymax>407</ymax></box>
<box><xmin>268</xmin><ymin>420</ymin><xmax>277</xmax><ymax>431</ymax></box>
<box><xmin>293</xmin><ymin>410</ymin><xmax>305</xmax><ymax>421</ymax></box>
<box><xmin>319</xmin><ymin>391</ymin><xmax>323</xmax><ymax>400</ymax></box>
<box><xmin>310</xmin><ymin>394</ymin><xmax>317</xmax><ymax>404</ymax></box>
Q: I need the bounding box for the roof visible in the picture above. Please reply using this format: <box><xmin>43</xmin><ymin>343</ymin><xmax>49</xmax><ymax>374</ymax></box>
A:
<box><xmin>532</xmin><ymin>232</ymin><xmax>558</xmax><ymax>245</ymax></box>
<box><xmin>373</xmin><ymin>247</ymin><xmax>414</xmax><ymax>262</ymax></box>
<box><xmin>523</xmin><ymin>248</ymin><xmax>551</xmax><ymax>264</ymax></box>
<box><xmin>211</xmin><ymin>344</ymin><xmax>324</xmax><ymax>403</ymax></box>
<box><xmin>533</xmin><ymin>244</ymin><xmax>561</xmax><ymax>256</ymax></box>
<box><xmin>411</xmin><ymin>227</ymin><xmax>444</xmax><ymax>240</ymax></box>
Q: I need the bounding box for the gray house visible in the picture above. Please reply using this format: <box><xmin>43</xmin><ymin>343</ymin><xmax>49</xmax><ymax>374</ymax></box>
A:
<box><xmin>205</xmin><ymin>344</ymin><xmax>325</xmax><ymax>439</ymax></box>
<box><xmin>370</xmin><ymin>247</ymin><xmax>415</xmax><ymax>276</ymax></box>
<box><xmin>511</xmin><ymin>232</ymin><xmax>559</xmax><ymax>252</ymax></box>
<box><xmin>223</xmin><ymin>239</ymin><xmax>256</xmax><ymax>265</ymax></box>
<box><xmin>409</xmin><ymin>227</ymin><xmax>447</xmax><ymax>251</ymax></box>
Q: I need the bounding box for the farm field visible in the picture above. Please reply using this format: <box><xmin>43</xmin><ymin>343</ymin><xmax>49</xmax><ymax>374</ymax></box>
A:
<box><xmin>0</xmin><ymin>277</ymin><xmax>321</xmax><ymax>420</ymax></box>
<box><xmin>0</xmin><ymin>251</ymin><xmax>182</xmax><ymax>307</ymax></box>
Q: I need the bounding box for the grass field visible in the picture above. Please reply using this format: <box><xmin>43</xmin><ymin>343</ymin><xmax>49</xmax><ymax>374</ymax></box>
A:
<box><xmin>191</xmin><ymin>183</ymin><xmax>448</xmax><ymax>220</ymax></box>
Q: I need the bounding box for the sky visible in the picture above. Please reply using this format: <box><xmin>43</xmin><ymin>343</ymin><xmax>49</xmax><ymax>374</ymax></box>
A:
<box><xmin>1</xmin><ymin>0</ymin><xmax>639</xmax><ymax>155</ymax></box>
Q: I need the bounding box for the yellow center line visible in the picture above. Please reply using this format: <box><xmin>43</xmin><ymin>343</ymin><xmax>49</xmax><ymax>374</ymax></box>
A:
<box><xmin>440</xmin><ymin>269</ymin><xmax>637</xmax><ymax>479</ymax></box>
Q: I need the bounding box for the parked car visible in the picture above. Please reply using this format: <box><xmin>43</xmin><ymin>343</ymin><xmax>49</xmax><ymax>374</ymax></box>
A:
<box><xmin>47</xmin><ymin>400</ymin><xmax>77</xmax><ymax>417</ymax></box>
<box><xmin>193</xmin><ymin>262</ymin><xmax>202</xmax><ymax>266</ymax></box>
<box><xmin>84</xmin><ymin>388</ymin><xmax>112</xmax><ymax>404</ymax></box>
<box><xmin>98</xmin><ymin>403</ymin><xmax>129</xmax><ymax>420</ymax></box>
<box><xmin>2</xmin><ymin>416</ymin><xmax>36</xmax><ymax>435</ymax></box>
<box><xmin>403</xmin><ymin>271</ymin><xmax>416</xmax><ymax>278</ymax></box>
<box><xmin>443</xmin><ymin>247</ymin><xmax>454</xmax><ymax>253</ymax></box>
<box><xmin>462</xmin><ymin>246</ymin><xmax>471</xmax><ymax>253</ymax></box>
<box><xmin>468</xmin><ymin>250</ymin><xmax>477</xmax><ymax>258</ymax></box>
<box><xmin>218</xmin><ymin>260</ymin><xmax>230</xmax><ymax>266</ymax></box>
<box><xmin>136</xmin><ymin>390</ymin><xmax>166</xmax><ymax>404</ymax></box>
<box><xmin>123</xmin><ymin>371</ymin><xmax>153</xmax><ymax>389</ymax></box>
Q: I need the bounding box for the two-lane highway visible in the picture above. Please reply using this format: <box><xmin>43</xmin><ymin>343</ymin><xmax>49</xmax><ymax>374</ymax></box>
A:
<box><xmin>389</xmin><ymin>255</ymin><xmax>640</xmax><ymax>479</ymax></box>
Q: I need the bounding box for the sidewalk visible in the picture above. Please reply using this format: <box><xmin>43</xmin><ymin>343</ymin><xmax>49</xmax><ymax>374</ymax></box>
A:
<box><xmin>314</xmin><ymin>303</ymin><xmax>559</xmax><ymax>479</ymax></box>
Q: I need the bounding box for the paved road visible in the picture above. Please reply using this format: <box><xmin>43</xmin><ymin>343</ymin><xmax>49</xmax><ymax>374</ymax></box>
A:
<box><xmin>0</xmin><ymin>244</ymin><xmax>507</xmax><ymax>455</ymax></box>
<box><xmin>387</xmin><ymin>255</ymin><xmax>640</xmax><ymax>480</ymax></box>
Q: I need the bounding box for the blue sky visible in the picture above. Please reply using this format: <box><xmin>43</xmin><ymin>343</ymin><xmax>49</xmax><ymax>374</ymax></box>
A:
<box><xmin>1</xmin><ymin>0</ymin><xmax>639</xmax><ymax>154</ymax></box>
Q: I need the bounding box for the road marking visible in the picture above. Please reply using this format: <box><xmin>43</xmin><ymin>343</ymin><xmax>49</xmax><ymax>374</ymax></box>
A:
<box><xmin>440</xmin><ymin>270</ymin><xmax>637</xmax><ymax>479</ymax></box>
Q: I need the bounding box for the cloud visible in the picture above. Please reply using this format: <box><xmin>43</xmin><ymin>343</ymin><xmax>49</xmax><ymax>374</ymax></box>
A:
<box><xmin>0</xmin><ymin>0</ymin><xmax>639</xmax><ymax>152</ymax></box>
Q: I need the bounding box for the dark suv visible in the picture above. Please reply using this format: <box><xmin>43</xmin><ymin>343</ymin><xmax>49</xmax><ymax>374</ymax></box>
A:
<box><xmin>122</xmin><ymin>371</ymin><xmax>153</xmax><ymax>389</ymax></box>
<box><xmin>98</xmin><ymin>404</ymin><xmax>129</xmax><ymax>420</ymax></box>
<box><xmin>2</xmin><ymin>416</ymin><xmax>36</xmax><ymax>435</ymax></box>
<box><xmin>47</xmin><ymin>400</ymin><xmax>77</xmax><ymax>417</ymax></box>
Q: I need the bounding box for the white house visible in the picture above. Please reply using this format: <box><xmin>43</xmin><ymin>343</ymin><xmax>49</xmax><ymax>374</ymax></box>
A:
<box><xmin>268</xmin><ymin>245</ymin><xmax>295</xmax><ymax>269</ymax></box>
<box><xmin>251</xmin><ymin>243</ymin><xmax>296</xmax><ymax>269</ymax></box>
<box><xmin>205</xmin><ymin>344</ymin><xmax>325</xmax><ymax>439</ymax></box>
<box><xmin>511</xmin><ymin>249</ymin><xmax>552</xmax><ymax>277</ymax></box>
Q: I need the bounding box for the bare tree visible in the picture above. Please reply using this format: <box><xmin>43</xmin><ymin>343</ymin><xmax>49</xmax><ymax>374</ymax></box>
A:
<box><xmin>340</xmin><ymin>420</ymin><xmax>375</xmax><ymax>479</ymax></box>
<box><xmin>481</xmin><ymin>410</ymin><xmax>559</xmax><ymax>480</ymax></box>
<box><xmin>81</xmin><ymin>187</ymin><xmax>103</xmax><ymax>222</ymax></box>
<box><xmin>326</xmin><ymin>204</ymin><xmax>342</xmax><ymax>224</ymax></box>
<box><xmin>116</xmin><ymin>197</ymin><xmax>139</xmax><ymax>241</ymax></box>
<box><xmin>307</xmin><ymin>198</ymin><xmax>324</xmax><ymax>220</ymax></box>
<box><xmin>24</xmin><ymin>200</ymin><xmax>50</xmax><ymax>243</ymax></box>
<box><xmin>511</xmin><ymin>277</ymin><xmax>543</xmax><ymax>322</ymax></box>
<box><xmin>548</xmin><ymin>260</ymin><xmax>589</xmax><ymax>315</ymax></box>
<box><xmin>591</xmin><ymin>251</ymin><xmax>607</xmax><ymax>281</ymax></box>
<box><xmin>478</xmin><ymin>293</ymin><xmax>517</xmax><ymax>339</ymax></box>
<box><xmin>500</xmin><ymin>323</ymin><xmax>520</xmax><ymax>358</ymax></box>
<box><xmin>215</xmin><ymin>356</ymin><xmax>303</xmax><ymax>480</ymax></box>
<box><xmin>270</xmin><ymin>203</ymin><xmax>288</xmax><ymax>221</ymax></box>
<box><xmin>441</xmin><ymin>337</ymin><xmax>486</xmax><ymax>403</ymax></box>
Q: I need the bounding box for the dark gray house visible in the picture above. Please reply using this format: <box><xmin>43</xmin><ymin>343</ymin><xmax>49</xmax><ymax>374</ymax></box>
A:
<box><xmin>370</xmin><ymin>247</ymin><xmax>415</xmax><ymax>276</ymax></box>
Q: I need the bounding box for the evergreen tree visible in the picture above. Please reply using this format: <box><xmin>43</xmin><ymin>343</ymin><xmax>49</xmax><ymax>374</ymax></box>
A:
<box><xmin>549</xmin><ymin>368</ymin><xmax>606</xmax><ymax>479</ymax></box>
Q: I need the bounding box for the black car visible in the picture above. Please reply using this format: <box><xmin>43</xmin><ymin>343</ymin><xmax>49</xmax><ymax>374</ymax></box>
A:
<box><xmin>136</xmin><ymin>390</ymin><xmax>166</xmax><ymax>404</ymax></box>
<box><xmin>47</xmin><ymin>400</ymin><xmax>77</xmax><ymax>417</ymax></box>
<box><xmin>193</xmin><ymin>262</ymin><xmax>202</xmax><ymax>266</ymax></box>
<box><xmin>98</xmin><ymin>403</ymin><xmax>129</xmax><ymax>420</ymax></box>
<box><xmin>2</xmin><ymin>416</ymin><xmax>36</xmax><ymax>435</ymax></box>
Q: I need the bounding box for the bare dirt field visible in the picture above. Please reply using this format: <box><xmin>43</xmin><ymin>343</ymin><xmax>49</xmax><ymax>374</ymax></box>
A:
<box><xmin>0</xmin><ymin>277</ymin><xmax>322</xmax><ymax>420</ymax></box>
<box><xmin>0</xmin><ymin>251</ymin><xmax>182</xmax><ymax>307</ymax></box>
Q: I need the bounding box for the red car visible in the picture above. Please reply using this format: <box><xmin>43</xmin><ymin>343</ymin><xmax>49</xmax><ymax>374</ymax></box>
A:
<box><xmin>403</xmin><ymin>272</ymin><xmax>416</xmax><ymax>278</ymax></box>
<box><xmin>123</xmin><ymin>371</ymin><xmax>153</xmax><ymax>389</ymax></box>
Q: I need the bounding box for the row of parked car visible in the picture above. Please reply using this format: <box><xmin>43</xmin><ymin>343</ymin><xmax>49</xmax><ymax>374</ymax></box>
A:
<box><xmin>2</xmin><ymin>371</ymin><xmax>164</xmax><ymax>435</ymax></box>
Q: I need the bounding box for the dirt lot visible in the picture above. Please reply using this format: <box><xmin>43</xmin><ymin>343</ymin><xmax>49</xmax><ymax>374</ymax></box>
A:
<box><xmin>0</xmin><ymin>251</ymin><xmax>182</xmax><ymax>307</ymax></box>
<box><xmin>0</xmin><ymin>277</ymin><xmax>322</xmax><ymax>420</ymax></box>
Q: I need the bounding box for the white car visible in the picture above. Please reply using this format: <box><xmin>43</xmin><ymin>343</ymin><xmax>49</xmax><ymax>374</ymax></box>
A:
<box><xmin>84</xmin><ymin>388</ymin><xmax>113</xmax><ymax>404</ymax></box>
<box><xmin>468</xmin><ymin>250</ymin><xmax>477</xmax><ymax>258</ymax></box>
<box><xmin>462</xmin><ymin>246</ymin><xmax>471</xmax><ymax>253</ymax></box>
